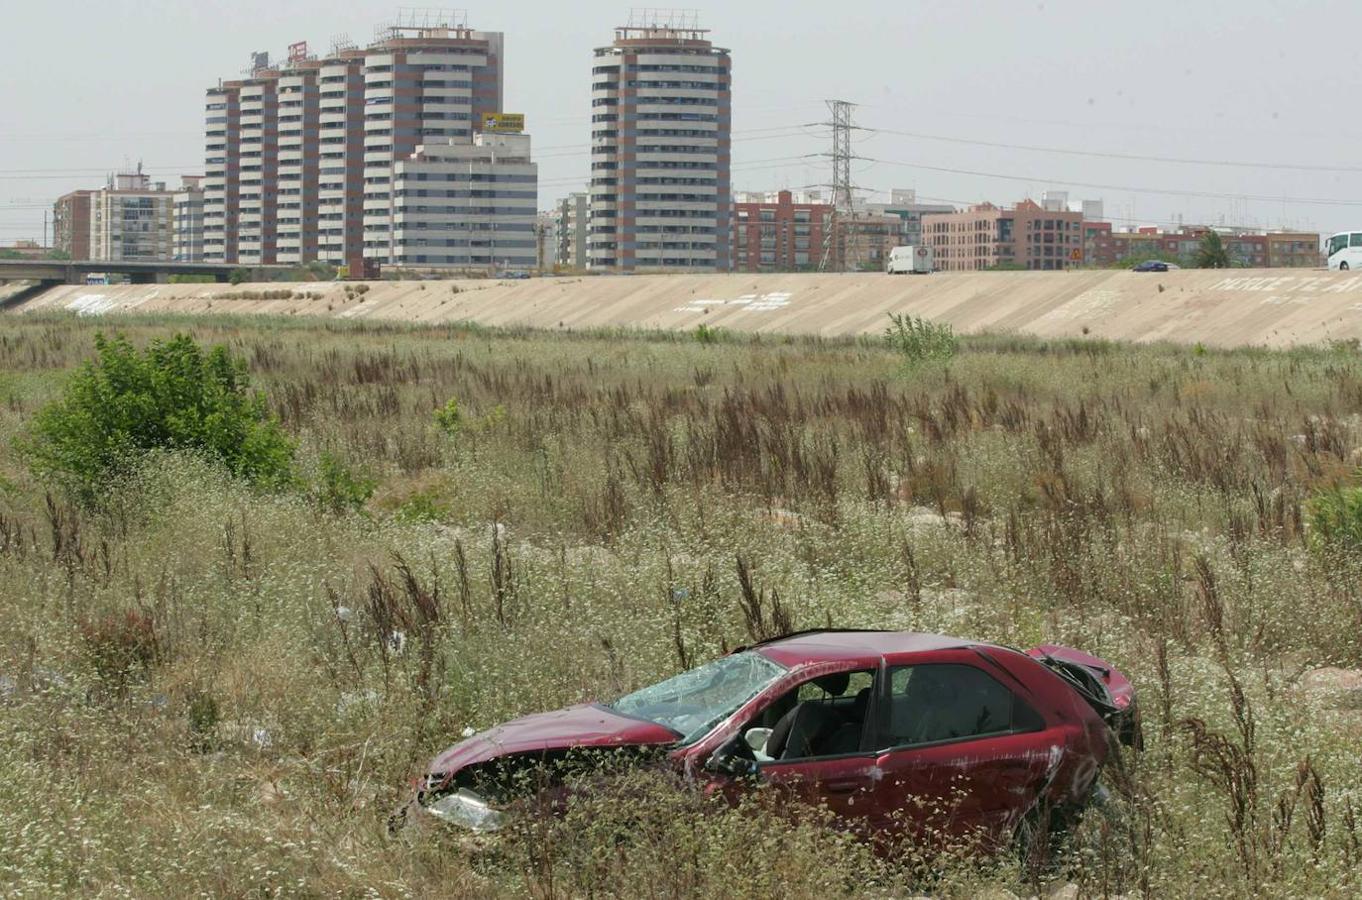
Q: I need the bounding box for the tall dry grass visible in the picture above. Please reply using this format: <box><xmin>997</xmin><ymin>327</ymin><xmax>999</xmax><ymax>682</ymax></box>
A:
<box><xmin>0</xmin><ymin>313</ymin><xmax>1359</xmax><ymax>895</ymax></box>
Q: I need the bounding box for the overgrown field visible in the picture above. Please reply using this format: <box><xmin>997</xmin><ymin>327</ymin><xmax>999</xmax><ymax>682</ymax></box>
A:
<box><xmin>1</xmin><ymin>314</ymin><xmax>1361</xmax><ymax>897</ymax></box>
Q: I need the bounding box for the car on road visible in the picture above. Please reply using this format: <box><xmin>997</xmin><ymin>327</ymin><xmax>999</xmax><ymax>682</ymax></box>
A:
<box><xmin>403</xmin><ymin>630</ymin><xmax>1139</xmax><ymax>848</ymax></box>
<box><xmin>1131</xmin><ymin>260</ymin><xmax>1179</xmax><ymax>272</ymax></box>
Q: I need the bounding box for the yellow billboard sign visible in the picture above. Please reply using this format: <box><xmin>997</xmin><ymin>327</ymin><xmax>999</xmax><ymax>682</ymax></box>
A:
<box><xmin>481</xmin><ymin>112</ymin><xmax>525</xmax><ymax>133</ymax></box>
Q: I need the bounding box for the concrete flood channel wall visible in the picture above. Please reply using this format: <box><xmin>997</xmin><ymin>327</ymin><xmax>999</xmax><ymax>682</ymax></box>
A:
<box><xmin>11</xmin><ymin>269</ymin><xmax>1362</xmax><ymax>349</ymax></box>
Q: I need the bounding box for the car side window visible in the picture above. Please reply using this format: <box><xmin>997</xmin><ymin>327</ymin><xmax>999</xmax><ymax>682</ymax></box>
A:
<box><xmin>754</xmin><ymin>669</ymin><xmax>876</xmax><ymax>761</ymax></box>
<box><xmin>1351</xmin><ymin>233</ymin><xmax>1362</xmax><ymax>248</ymax></box>
<box><xmin>882</xmin><ymin>663</ymin><xmax>1042</xmax><ymax>748</ymax></box>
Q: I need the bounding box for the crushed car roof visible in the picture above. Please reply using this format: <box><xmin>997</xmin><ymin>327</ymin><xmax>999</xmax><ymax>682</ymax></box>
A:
<box><xmin>749</xmin><ymin>630</ymin><xmax>983</xmax><ymax>668</ymax></box>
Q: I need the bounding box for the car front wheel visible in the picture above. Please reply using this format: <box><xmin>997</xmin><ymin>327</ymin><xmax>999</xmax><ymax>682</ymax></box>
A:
<box><xmin>1342</xmin><ymin>262</ymin><xmax>1350</xmax><ymax>271</ymax></box>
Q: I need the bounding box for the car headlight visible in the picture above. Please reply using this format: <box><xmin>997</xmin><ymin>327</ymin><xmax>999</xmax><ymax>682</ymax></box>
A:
<box><xmin>423</xmin><ymin>788</ymin><xmax>507</xmax><ymax>832</ymax></box>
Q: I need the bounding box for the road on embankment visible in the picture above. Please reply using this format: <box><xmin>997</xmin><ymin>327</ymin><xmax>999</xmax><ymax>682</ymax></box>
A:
<box><xmin>8</xmin><ymin>269</ymin><xmax>1362</xmax><ymax>349</ymax></box>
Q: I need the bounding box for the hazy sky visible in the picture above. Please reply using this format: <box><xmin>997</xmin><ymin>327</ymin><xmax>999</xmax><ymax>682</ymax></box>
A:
<box><xmin>2</xmin><ymin>1</ymin><xmax>1358</xmax><ymax>245</ymax></box>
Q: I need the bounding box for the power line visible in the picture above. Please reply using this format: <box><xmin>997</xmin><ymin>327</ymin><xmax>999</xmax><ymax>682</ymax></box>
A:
<box><xmin>863</xmin><ymin>126</ymin><xmax>1362</xmax><ymax>174</ymax></box>
<box><xmin>858</xmin><ymin>156</ymin><xmax>1362</xmax><ymax>208</ymax></box>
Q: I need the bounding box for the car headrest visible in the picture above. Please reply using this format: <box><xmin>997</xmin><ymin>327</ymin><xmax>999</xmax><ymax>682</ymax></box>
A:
<box><xmin>813</xmin><ymin>672</ymin><xmax>850</xmax><ymax>696</ymax></box>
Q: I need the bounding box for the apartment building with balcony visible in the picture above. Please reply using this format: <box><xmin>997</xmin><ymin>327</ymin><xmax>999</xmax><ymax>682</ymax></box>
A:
<box><xmin>588</xmin><ymin>16</ymin><xmax>731</xmax><ymax>272</ymax></box>
<box><xmin>88</xmin><ymin>169</ymin><xmax>175</xmax><ymax>262</ymax></box>
<box><xmin>53</xmin><ymin>189</ymin><xmax>94</xmax><ymax>260</ymax></box>
<box><xmin>317</xmin><ymin>49</ymin><xmax>366</xmax><ymax>269</ymax></box>
<box><xmin>361</xmin><ymin>26</ymin><xmax>503</xmax><ymax>263</ymax></box>
<box><xmin>202</xmin><ymin>16</ymin><xmax>508</xmax><ymax>270</ymax></box>
<box><xmin>203</xmin><ymin>84</ymin><xmax>241</xmax><ymax>263</ymax></box>
<box><xmin>236</xmin><ymin>76</ymin><xmax>279</xmax><ymax>265</ymax></box>
<box><xmin>554</xmin><ymin>191</ymin><xmax>589</xmax><ymax>270</ymax></box>
<box><xmin>173</xmin><ymin>176</ymin><xmax>205</xmax><ymax>262</ymax></box>
<box><xmin>389</xmin><ymin>132</ymin><xmax>537</xmax><ymax>270</ymax></box>
<box><xmin>1088</xmin><ymin>226</ymin><xmax>1320</xmax><ymax>267</ymax></box>
<box><xmin>733</xmin><ymin>190</ymin><xmax>830</xmax><ymax>271</ymax></box>
<box><xmin>923</xmin><ymin>199</ymin><xmax>1083</xmax><ymax>271</ymax></box>
<box><xmin>866</xmin><ymin>189</ymin><xmax>955</xmax><ymax>248</ymax></box>
<box><xmin>276</xmin><ymin>61</ymin><xmax>322</xmax><ymax>264</ymax></box>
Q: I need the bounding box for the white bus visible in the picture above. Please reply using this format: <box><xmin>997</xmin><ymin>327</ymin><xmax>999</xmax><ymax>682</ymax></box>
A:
<box><xmin>1326</xmin><ymin>232</ymin><xmax>1362</xmax><ymax>270</ymax></box>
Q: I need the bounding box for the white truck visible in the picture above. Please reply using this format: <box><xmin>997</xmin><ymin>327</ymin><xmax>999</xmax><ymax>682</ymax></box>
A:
<box><xmin>887</xmin><ymin>245</ymin><xmax>934</xmax><ymax>275</ymax></box>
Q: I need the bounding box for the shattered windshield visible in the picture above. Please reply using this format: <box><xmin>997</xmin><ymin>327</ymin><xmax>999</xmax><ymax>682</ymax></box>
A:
<box><xmin>610</xmin><ymin>651</ymin><xmax>786</xmax><ymax>745</ymax></box>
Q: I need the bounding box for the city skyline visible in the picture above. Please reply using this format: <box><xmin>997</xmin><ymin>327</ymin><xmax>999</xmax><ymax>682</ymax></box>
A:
<box><xmin>2</xmin><ymin>2</ymin><xmax>1357</xmax><ymax>248</ymax></box>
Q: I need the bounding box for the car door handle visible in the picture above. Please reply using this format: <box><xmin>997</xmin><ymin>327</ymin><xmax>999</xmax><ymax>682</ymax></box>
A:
<box><xmin>825</xmin><ymin>780</ymin><xmax>862</xmax><ymax>794</ymax></box>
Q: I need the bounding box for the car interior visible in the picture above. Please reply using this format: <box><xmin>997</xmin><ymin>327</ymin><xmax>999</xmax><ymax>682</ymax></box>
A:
<box><xmin>743</xmin><ymin>670</ymin><xmax>875</xmax><ymax>761</ymax></box>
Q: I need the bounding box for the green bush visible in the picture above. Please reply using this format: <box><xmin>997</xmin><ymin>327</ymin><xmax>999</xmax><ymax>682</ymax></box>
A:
<box><xmin>694</xmin><ymin>323</ymin><xmax>723</xmax><ymax>345</ymax></box>
<box><xmin>228</xmin><ymin>268</ymin><xmax>249</xmax><ymax>286</ymax></box>
<box><xmin>884</xmin><ymin>312</ymin><xmax>958</xmax><ymax>365</ymax></box>
<box><xmin>23</xmin><ymin>333</ymin><xmax>295</xmax><ymax>504</ymax></box>
<box><xmin>1307</xmin><ymin>484</ymin><xmax>1362</xmax><ymax>553</ymax></box>
<box><xmin>395</xmin><ymin>490</ymin><xmax>449</xmax><ymax>523</ymax></box>
<box><xmin>434</xmin><ymin>397</ymin><xmax>462</xmax><ymax>437</ymax></box>
<box><xmin>312</xmin><ymin>451</ymin><xmax>375</xmax><ymax>515</ymax></box>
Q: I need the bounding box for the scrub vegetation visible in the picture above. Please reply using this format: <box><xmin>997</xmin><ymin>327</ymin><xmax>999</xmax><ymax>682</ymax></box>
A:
<box><xmin>1</xmin><ymin>313</ymin><xmax>1362</xmax><ymax>897</ymax></box>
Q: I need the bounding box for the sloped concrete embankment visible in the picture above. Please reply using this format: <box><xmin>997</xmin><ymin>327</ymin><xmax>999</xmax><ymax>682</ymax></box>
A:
<box><xmin>10</xmin><ymin>269</ymin><xmax>1362</xmax><ymax>349</ymax></box>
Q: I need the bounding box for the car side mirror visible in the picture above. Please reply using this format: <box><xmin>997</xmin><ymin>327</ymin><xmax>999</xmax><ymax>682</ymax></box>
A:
<box><xmin>706</xmin><ymin>734</ymin><xmax>759</xmax><ymax>779</ymax></box>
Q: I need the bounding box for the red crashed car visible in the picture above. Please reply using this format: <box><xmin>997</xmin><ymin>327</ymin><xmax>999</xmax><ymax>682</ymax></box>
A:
<box><xmin>406</xmin><ymin>631</ymin><xmax>1138</xmax><ymax>845</ymax></box>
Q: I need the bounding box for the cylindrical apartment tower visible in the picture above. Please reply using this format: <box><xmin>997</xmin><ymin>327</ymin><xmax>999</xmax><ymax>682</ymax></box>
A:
<box><xmin>588</xmin><ymin>15</ymin><xmax>731</xmax><ymax>273</ymax></box>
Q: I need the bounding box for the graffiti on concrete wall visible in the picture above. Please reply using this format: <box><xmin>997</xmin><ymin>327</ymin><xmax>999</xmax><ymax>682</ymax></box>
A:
<box><xmin>674</xmin><ymin>292</ymin><xmax>794</xmax><ymax>314</ymax></box>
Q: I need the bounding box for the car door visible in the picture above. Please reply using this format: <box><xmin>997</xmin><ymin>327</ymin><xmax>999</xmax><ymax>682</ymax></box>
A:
<box><xmin>749</xmin><ymin>667</ymin><xmax>882</xmax><ymax>833</ymax></box>
<box><xmin>864</xmin><ymin>654</ymin><xmax>1063</xmax><ymax>848</ymax></box>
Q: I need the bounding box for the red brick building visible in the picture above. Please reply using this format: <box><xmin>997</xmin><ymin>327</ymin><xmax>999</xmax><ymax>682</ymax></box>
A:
<box><xmin>733</xmin><ymin>190</ymin><xmax>831</xmax><ymax>271</ymax></box>
<box><xmin>1088</xmin><ymin>227</ymin><xmax>1318</xmax><ymax>268</ymax></box>
<box><xmin>53</xmin><ymin>190</ymin><xmax>93</xmax><ymax>260</ymax></box>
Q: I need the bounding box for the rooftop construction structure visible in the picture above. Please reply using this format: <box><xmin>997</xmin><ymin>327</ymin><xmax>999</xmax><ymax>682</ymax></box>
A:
<box><xmin>588</xmin><ymin>11</ymin><xmax>732</xmax><ymax>272</ymax></box>
<box><xmin>202</xmin><ymin>14</ymin><xmax>511</xmax><ymax>272</ymax></box>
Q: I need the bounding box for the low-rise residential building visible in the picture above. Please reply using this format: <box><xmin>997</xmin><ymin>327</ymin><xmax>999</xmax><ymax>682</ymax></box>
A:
<box><xmin>83</xmin><ymin>168</ymin><xmax>176</xmax><ymax>262</ymax></box>
<box><xmin>867</xmin><ymin>189</ymin><xmax>955</xmax><ymax>248</ymax></box>
<box><xmin>834</xmin><ymin>211</ymin><xmax>902</xmax><ymax>271</ymax></box>
<box><xmin>1082</xmin><ymin>220</ymin><xmax>1112</xmax><ymax>265</ymax></box>
<box><xmin>1089</xmin><ymin>226</ymin><xmax>1320</xmax><ymax>267</ymax></box>
<box><xmin>733</xmin><ymin>189</ymin><xmax>831</xmax><ymax>271</ymax></box>
<box><xmin>389</xmin><ymin>132</ymin><xmax>538</xmax><ymax>272</ymax></box>
<box><xmin>1266</xmin><ymin>232</ymin><xmax>1322</xmax><ymax>268</ymax></box>
<box><xmin>923</xmin><ymin>199</ymin><xmax>1083</xmax><ymax>271</ymax></box>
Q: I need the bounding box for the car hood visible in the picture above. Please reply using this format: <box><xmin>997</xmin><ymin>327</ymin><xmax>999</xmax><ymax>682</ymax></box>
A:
<box><xmin>429</xmin><ymin>704</ymin><xmax>681</xmax><ymax>774</ymax></box>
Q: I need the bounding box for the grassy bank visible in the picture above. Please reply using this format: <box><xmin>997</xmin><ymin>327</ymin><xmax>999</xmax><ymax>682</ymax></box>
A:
<box><xmin>0</xmin><ymin>313</ymin><xmax>1360</xmax><ymax>897</ymax></box>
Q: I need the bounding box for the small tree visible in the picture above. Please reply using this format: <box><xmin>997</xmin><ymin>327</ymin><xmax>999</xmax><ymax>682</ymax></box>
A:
<box><xmin>23</xmin><ymin>333</ymin><xmax>295</xmax><ymax>504</ymax></box>
<box><xmin>1195</xmin><ymin>231</ymin><xmax>1231</xmax><ymax>269</ymax></box>
<box><xmin>884</xmin><ymin>312</ymin><xmax>957</xmax><ymax>366</ymax></box>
